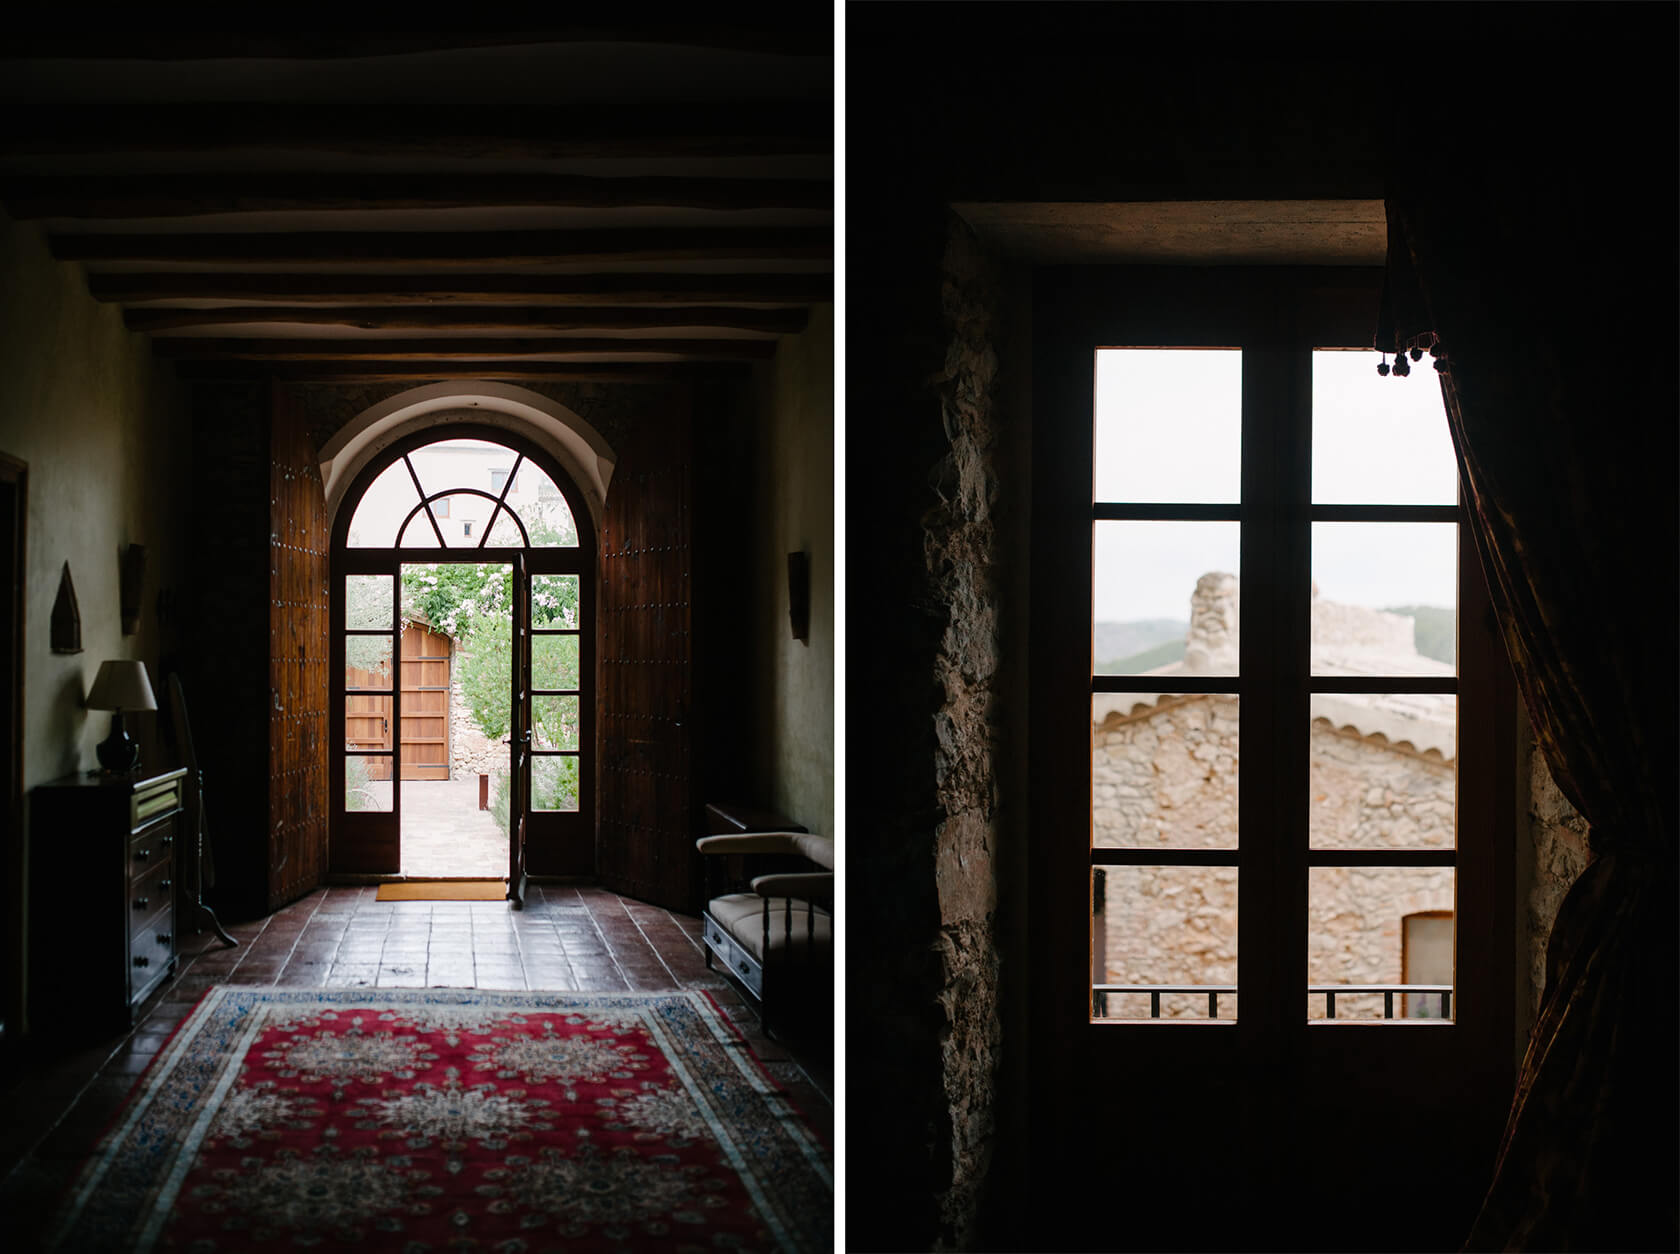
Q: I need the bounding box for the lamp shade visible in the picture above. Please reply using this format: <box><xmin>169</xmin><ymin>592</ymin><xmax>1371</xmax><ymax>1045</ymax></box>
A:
<box><xmin>86</xmin><ymin>659</ymin><xmax>158</xmax><ymax>712</ymax></box>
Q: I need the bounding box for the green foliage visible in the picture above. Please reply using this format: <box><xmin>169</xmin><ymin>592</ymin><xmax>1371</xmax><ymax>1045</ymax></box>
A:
<box><xmin>344</xmin><ymin>754</ymin><xmax>381</xmax><ymax>812</ymax></box>
<box><xmin>1382</xmin><ymin>605</ymin><xmax>1456</xmax><ymax>665</ymax></box>
<box><xmin>404</xmin><ymin>564</ymin><xmax>509</xmax><ymax>639</ymax></box>
<box><xmin>460</xmin><ymin>608</ymin><xmax>514</xmax><ymax>741</ymax></box>
<box><xmin>488</xmin><ymin>763</ymin><xmax>578</xmax><ymax>832</ymax></box>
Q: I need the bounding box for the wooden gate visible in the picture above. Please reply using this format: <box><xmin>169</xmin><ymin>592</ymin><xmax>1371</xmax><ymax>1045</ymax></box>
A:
<box><xmin>400</xmin><ymin>623</ymin><xmax>451</xmax><ymax>780</ymax></box>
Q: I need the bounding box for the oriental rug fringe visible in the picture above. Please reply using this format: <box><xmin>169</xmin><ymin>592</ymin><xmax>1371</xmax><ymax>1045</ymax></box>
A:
<box><xmin>48</xmin><ymin>988</ymin><xmax>831</xmax><ymax>1253</ymax></box>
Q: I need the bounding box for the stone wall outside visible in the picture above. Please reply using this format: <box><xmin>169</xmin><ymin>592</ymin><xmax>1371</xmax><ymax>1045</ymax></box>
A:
<box><xmin>447</xmin><ymin>661</ymin><xmax>503</xmax><ymax>781</ymax></box>
<box><xmin>1526</xmin><ymin>746</ymin><xmax>1590</xmax><ymax>1013</ymax></box>
<box><xmin>1093</xmin><ymin>695</ymin><xmax>1456</xmax><ymax>1019</ymax></box>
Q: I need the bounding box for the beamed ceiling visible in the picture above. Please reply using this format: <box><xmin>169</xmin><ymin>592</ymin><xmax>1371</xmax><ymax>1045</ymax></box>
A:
<box><xmin>0</xmin><ymin>26</ymin><xmax>832</xmax><ymax>383</ymax></box>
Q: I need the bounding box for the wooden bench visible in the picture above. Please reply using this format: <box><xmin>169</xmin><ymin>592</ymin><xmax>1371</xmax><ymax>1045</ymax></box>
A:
<box><xmin>697</xmin><ymin>830</ymin><xmax>833</xmax><ymax>1038</ymax></box>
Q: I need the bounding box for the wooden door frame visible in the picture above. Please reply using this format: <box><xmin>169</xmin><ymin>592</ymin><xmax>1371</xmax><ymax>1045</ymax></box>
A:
<box><xmin>0</xmin><ymin>453</ymin><xmax>24</xmax><ymax>1053</ymax></box>
<box><xmin>328</xmin><ymin>423</ymin><xmax>596</xmax><ymax>879</ymax></box>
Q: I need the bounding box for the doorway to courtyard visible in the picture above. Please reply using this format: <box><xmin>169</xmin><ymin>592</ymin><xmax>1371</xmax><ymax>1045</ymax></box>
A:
<box><xmin>344</xmin><ymin>565</ymin><xmax>513</xmax><ymax>879</ymax></box>
<box><xmin>332</xmin><ymin>428</ymin><xmax>595</xmax><ymax>900</ymax></box>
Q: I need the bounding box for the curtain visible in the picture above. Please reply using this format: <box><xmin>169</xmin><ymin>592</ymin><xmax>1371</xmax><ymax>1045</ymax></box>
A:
<box><xmin>1384</xmin><ymin>105</ymin><xmax>1677</xmax><ymax>1249</ymax></box>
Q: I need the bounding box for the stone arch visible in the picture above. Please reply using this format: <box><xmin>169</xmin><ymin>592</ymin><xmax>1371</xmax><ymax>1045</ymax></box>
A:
<box><xmin>318</xmin><ymin>382</ymin><xmax>616</xmax><ymax>537</ymax></box>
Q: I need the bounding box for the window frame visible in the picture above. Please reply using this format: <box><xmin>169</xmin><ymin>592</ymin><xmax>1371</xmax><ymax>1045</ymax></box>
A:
<box><xmin>1031</xmin><ymin>264</ymin><xmax>1515</xmax><ymax>1060</ymax></box>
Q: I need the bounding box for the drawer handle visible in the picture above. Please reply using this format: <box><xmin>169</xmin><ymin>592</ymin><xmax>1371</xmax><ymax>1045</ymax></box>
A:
<box><xmin>134</xmin><ymin>849</ymin><xmax>150</xmax><ymax>862</ymax></box>
<box><xmin>133</xmin><ymin>897</ymin><xmax>148</xmax><ymax>911</ymax></box>
<box><xmin>133</xmin><ymin>956</ymin><xmax>150</xmax><ymax>968</ymax></box>
<box><xmin>157</xmin><ymin>933</ymin><xmax>172</xmax><ymax>946</ymax></box>
<box><xmin>160</xmin><ymin>879</ymin><xmax>172</xmax><ymax>891</ymax></box>
<box><xmin>161</xmin><ymin>836</ymin><xmax>174</xmax><ymax>848</ymax></box>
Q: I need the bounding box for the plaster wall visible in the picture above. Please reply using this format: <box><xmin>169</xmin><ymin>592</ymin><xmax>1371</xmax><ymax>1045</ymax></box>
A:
<box><xmin>753</xmin><ymin>305</ymin><xmax>834</xmax><ymax>835</ymax></box>
<box><xmin>0</xmin><ymin>212</ymin><xmax>187</xmax><ymax>789</ymax></box>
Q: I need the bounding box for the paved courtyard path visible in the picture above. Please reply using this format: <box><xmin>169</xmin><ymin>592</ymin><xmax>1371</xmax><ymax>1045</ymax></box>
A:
<box><xmin>360</xmin><ymin>778</ymin><xmax>508</xmax><ymax>877</ymax></box>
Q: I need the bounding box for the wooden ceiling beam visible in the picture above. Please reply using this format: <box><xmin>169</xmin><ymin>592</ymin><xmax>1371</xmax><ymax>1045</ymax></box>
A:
<box><xmin>51</xmin><ymin>227</ymin><xmax>831</xmax><ymax>265</ymax></box>
<box><xmin>86</xmin><ymin>272</ymin><xmax>833</xmax><ymax>306</ymax></box>
<box><xmin>4</xmin><ymin>173</ymin><xmax>831</xmax><ymax>219</ymax></box>
<box><xmin>6</xmin><ymin>28</ymin><xmax>830</xmax><ymax>60</ymax></box>
<box><xmin>172</xmin><ymin>360</ymin><xmax>750</xmax><ymax>383</ymax></box>
<box><xmin>131</xmin><ymin>305</ymin><xmax>807</xmax><ymax>334</ymax></box>
<box><xmin>153</xmin><ymin>337</ymin><xmax>778</xmax><ymax>361</ymax></box>
<box><xmin>0</xmin><ymin>103</ymin><xmax>829</xmax><ymax>160</ymax></box>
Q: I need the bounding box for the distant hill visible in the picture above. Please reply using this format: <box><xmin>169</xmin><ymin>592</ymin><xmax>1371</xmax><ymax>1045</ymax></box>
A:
<box><xmin>1094</xmin><ymin>618</ymin><xmax>1187</xmax><ymax>670</ymax></box>
<box><xmin>1382</xmin><ymin>605</ymin><xmax>1456</xmax><ymax>665</ymax></box>
<box><xmin>1102</xmin><ymin>638</ymin><xmax>1188</xmax><ymax>673</ymax></box>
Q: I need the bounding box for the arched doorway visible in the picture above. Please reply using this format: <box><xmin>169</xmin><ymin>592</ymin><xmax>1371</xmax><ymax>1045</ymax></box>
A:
<box><xmin>330</xmin><ymin>424</ymin><xmax>596</xmax><ymax>906</ymax></box>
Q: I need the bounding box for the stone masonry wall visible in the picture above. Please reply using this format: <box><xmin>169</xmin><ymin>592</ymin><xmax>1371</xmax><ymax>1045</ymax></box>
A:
<box><xmin>923</xmin><ymin>213</ymin><xmax>1007</xmax><ymax>1249</ymax></box>
<box><xmin>447</xmin><ymin>664</ymin><xmax>502</xmax><ymax>780</ymax></box>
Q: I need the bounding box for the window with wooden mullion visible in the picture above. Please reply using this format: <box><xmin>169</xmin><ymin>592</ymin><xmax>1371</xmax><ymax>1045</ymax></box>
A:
<box><xmin>1088</xmin><ymin>345</ymin><xmax>1247</xmax><ymax>1023</ymax></box>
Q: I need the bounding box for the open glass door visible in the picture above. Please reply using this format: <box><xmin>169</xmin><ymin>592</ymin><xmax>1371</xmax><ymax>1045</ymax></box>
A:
<box><xmin>332</xmin><ymin>429</ymin><xmax>593</xmax><ymax>885</ymax></box>
<box><xmin>508</xmin><ymin>549</ymin><xmax>531</xmax><ymax>907</ymax></box>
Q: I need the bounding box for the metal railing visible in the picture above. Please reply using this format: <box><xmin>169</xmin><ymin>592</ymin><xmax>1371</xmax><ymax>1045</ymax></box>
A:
<box><xmin>1093</xmin><ymin>983</ymin><xmax>1453</xmax><ymax>1020</ymax></box>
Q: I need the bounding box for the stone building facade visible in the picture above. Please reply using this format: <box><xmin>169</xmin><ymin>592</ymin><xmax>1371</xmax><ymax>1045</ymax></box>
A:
<box><xmin>1094</xmin><ymin>573</ymin><xmax>1456</xmax><ymax>1019</ymax></box>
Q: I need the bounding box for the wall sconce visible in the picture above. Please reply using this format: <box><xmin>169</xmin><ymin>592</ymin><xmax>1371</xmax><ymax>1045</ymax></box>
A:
<box><xmin>86</xmin><ymin>658</ymin><xmax>158</xmax><ymax>774</ymax></box>
<box><xmin>50</xmin><ymin>561</ymin><xmax>81</xmax><ymax>654</ymax></box>
<box><xmin>787</xmin><ymin>551</ymin><xmax>810</xmax><ymax>643</ymax></box>
<box><xmin>120</xmin><ymin>544</ymin><xmax>147</xmax><ymax>635</ymax></box>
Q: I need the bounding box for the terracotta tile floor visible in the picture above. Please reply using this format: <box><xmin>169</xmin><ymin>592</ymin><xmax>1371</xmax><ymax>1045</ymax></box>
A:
<box><xmin>0</xmin><ymin>884</ymin><xmax>832</xmax><ymax>1250</ymax></box>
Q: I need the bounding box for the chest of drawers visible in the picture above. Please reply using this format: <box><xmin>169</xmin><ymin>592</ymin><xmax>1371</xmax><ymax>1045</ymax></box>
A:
<box><xmin>29</xmin><ymin>768</ymin><xmax>186</xmax><ymax>1037</ymax></box>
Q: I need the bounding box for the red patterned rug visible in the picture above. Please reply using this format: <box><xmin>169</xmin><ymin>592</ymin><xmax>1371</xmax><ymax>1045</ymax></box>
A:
<box><xmin>48</xmin><ymin>988</ymin><xmax>830</xmax><ymax>1252</ymax></box>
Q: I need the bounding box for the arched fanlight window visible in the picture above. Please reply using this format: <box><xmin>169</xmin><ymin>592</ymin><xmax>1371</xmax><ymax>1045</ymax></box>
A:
<box><xmin>346</xmin><ymin>437</ymin><xmax>579</xmax><ymax>550</ymax></box>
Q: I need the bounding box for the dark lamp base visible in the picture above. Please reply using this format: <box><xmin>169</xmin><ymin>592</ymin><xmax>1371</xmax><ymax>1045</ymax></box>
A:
<box><xmin>96</xmin><ymin>712</ymin><xmax>140</xmax><ymax>774</ymax></box>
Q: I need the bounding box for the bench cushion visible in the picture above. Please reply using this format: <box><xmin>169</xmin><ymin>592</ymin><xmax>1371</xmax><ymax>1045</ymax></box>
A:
<box><xmin>706</xmin><ymin>892</ymin><xmax>833</xmax><ymax>965</ymax></box>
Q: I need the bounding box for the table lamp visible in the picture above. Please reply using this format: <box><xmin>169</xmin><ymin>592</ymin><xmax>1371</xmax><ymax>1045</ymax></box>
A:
<box><xmin>87</xmin><ymin>659</ymin><xmax>157</xmax><ymax>773</ymax></box>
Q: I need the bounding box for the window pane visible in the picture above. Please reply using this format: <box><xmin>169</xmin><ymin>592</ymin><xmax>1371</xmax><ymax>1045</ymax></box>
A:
<box><xmin>532</xmin><ymin>755</ymin><xmax>580</xmax><ymax>812</ymax></box>
<box><xmin>1312</xmin><ymin>350</ymin><xmax>1457</xmax><ymax>505</ymax></box>
<box><xmin>407</xmin><ymin>437</ymin><xmax>516</xmax><ymax>501</ymax></box>
<box><xmin>345</xmin><ymin>635</ymin><xmax>392</xmax><ymax>690</ymax></box>
<box><xmin>532</xmin><ymin>575</ymin><xmax>580</xmax><ymax>629</ymax></box>
<box><xmin>345</xmin><ymin>575</ymin><xmax>393</xmax><ymax>630</ymax></box>
<box><xmin>344</xmin><ymin>754</ymin><xmax>392</xmax><ymax>808</ymax></box>
<box><xmin>1092</xmin><ymin>864</ymin><xmax>1238</xmax><ymax>1021</ymax></box>
<box><xmin>347</xmin><ymin>459</ymin><xmax>419</xmax><ymax>548</ymax></box>
<box><xmin>1311</xmin><ymin>523</ymin><xmax>1456</xmax><ymax>673</ymax></box>
<box><xmin>344</xmin><ymin>694</ymin><xmax>391</xmax><ymax>751</ymax></box>
<box><xmin>1310</xmin><ymin>695</ymin><xmax>1455</xmax><ymax>850</ymax></box>
<box><xmin>1308</xmin><ymin>866</ymin><xmax>1455</xmax><ymax>1021</ymax></box>
<box><xmin>505</xmin><ymin>462</ymin><xmax>579</xmax><ymax>547</ymax></box>
<box><xmin>532</xmin><ymin>696</ymin><xmax>580</xmax><ymax>750</ymax></box>
<box><xmin>398</xmin><ymin>509</ymin><xmax>445</xmax><ymax>548</ymax></box>
<box><xmin>1094</xmin><ymin>349</ymin><xmax>1241</xmax><ymax>504</ymax></box>
<box><xmin>484</xmin><ymin>506</ymin><xmax>526</xmax><ymax>547</ymax></box>
<box><xmin>1094</xmin><ymin>522</ymin><xmax>1239</xmax><ymax>675</ymax></box>
<box><xmin>1094</xmin><ymin>694</ymin><xmax>1238</xmax><ymax>850</ymax></box>
<box><xmin>533</xmin><ymin>634</ymin><xmax>581</xmax><ymax>692</ymax></box>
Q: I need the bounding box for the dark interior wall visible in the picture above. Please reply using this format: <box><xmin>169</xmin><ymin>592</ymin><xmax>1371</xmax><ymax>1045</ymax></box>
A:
<box><xmin>846</xmin><ymin>186</ymin><xmax>1022</xmax><ymax>1247</ymax></box>
<box><xmin>0</xmin><ymin>210</ymin><xmax>191</xmax><ymax>1036</ymax></box>
<box><xmin>187</xmin><ymin>381</ymin><xmax>270</xmax><ymax>921</ymax></box>
<box><xmin>847</xmin><ymin>5</ymin><xmax>1674</xmax><ymax>1248</ymax></box>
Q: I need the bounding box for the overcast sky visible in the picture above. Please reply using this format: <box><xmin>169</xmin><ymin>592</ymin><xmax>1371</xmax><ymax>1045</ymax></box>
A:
<box><xmin>1093</xmin><ymin>349</ymin><xmax>1459</xmax><ymax>621</ymax></box>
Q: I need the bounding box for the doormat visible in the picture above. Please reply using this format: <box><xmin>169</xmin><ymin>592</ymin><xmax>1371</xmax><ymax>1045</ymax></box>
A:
<box><xmin>376</xmin><ymin>879</ymin><xmax>506</xmax><ymax>901</ymax></box>
<box><xmin>47</xmin><ymin>987</ymin><xmax>832</xmax><ymax>1252</ymax></box>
